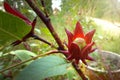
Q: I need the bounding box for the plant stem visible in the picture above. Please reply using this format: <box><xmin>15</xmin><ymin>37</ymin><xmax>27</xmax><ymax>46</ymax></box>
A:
<box><xmin>40</xmin><ymin>0</ymin><xmax>49</xmax><ymax>17</ymax></box>
<box><xmin>32</xmin><ymin>34</ymin><xmax>57</xmax><ymax>49</ymax></box>
<box><xmin>25</xmin><ymin>0</ymin><xmax>64</xmax><ymax>50</ymax></box>
<box><xmin>23</xmin><ymin>42</ymin><xmax>32</xmax><ymax>51</ymax></box>
<box><xmin>0</xmin><ymin>50</ymin><xmax>59</xmax><ymax>73</ymax></box>
<box><xmin>72</xmin><ymin>62</ymin><xmax>88</xmax><ymax>80</ymax></box>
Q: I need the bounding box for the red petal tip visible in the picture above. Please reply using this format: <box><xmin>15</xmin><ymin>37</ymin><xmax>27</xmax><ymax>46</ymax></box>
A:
<box><xmin>74</xmin><ymin>21</ymin><xmax>84</xmax><ymax>38</ymax></box>
<box><xmin>65</xmin><ymin>29</ymin><xmax>73</xmax><ymax>46</ymax></box>
<box><xmin>85</xmin><ymin>29</ymin><xmax>96</xmax><ymax>44</ymax></box>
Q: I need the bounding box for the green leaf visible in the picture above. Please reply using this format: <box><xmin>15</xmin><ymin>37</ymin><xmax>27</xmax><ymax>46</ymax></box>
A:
<box><xmin>0</xmin><ymin>11</ymin><xmax>31</xmax><ymax>45</ymax></box>
<box><xmin>12</xmin><ymin>50</ymin><xmax>37</xmax><ymax>61</ymax></box>
<box><xmin>15</xmin><ymin>55</ymin><xmax>70</xmax><ymax>80</ymax></box>
<box><xmin>0</xmin><ymin>74</ymin><xmax>4</xmax><ymax>80</ymax></box>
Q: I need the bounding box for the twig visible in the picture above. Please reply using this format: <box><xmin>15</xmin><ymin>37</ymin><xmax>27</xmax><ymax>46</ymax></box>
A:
<box><xmin>23</xmin><ymin>42</ymin><xmax>32</xmax><ymax>51</ymax></box>
<box><xmin>0</xmin><ymin>50</ymin><xmax>59</xmax><ymax>73</ymax></box>
<box><xmin>40</xmin><ymin>0</ymin><xmax>49</xmax><ymax>17</ymax></box>
<box><xmin>32</xmin><ymin>34</ymin><xmax>57</xmax><ymax>49</ymax></box>
<box><xmin>72</xmin><ymin>62</ymin><xmax>88</xmax><ymax>80</ymax></box>
<box><xmin>25</xmin><ymin>0</ymin><xmax>64</xmax><ymax>50</ymax></box>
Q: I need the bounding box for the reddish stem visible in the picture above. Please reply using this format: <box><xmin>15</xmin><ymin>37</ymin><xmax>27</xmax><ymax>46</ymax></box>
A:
<box><xmin>32</xmin><ymin>34</ymin><xmax>57</xmax><ymax>49</ymax></box>
<box><xmin>23</xmin><ymin>42</ymin><xmax>31</xmax><ymax>51</ymax></box>
<box><xmin>72</xmin><ymin>62</ymin><xmax>88</xmax><ymax>80</ymax></box>
<box><xmin>25</xmin><ymin>0</ymin><xmax>64</xmax><ymax>50</ymax></box>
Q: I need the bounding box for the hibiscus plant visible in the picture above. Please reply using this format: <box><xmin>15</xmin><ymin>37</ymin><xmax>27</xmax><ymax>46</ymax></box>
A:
<box><xmin>0</xmin><ymin>0</ymin><xmax>96</xmax><ymax>80</ymax></box>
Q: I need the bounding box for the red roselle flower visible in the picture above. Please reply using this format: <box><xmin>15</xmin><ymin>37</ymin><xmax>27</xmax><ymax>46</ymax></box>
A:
<box><xmin>65</xmin><ymin>21</ymin><xmax>96</xmax><ymax>65</ymax></box>
<box><xmin>4</xmin><ymin>2</ymin><xmax>36</xmax><ymax>45</ymax></box>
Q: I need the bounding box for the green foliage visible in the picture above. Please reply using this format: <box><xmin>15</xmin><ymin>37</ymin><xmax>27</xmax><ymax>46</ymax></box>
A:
<box><xmin>67</xmin><ymin>67</ymin><xmax>82</xmax><ymax>80</ymax></box>
<box><xmin>94</xmin><ymin>26</ymin><xmax>120</xmax><ymax>54</ymax></box>
<box><xmin>44</xmin><ymin>0</ymin><xmax>53</xmax><ymax>15</ymax></box>
<box><xmin>0</xmin><ymin>11</ymin><xmax>31</xmax><ymax>46</ymax></box>
<box><xmin>61</xmin><ymin>0</ymin><xmax>120</xmax><ymax>22</ymax></box>
<box><xmin>12</xmin><ymin>50</ymin><xmax>37</xmax><ymax>61</ymax></box>
<box><xmin>34</xmin><ymin>0</ymin><xmax>52</xmax><ymax>16</ymax></box>
<box><xmin>15</xmin><ymin>55</ymin><xmax>70</xmax><ymax>80</ymax></box>
<box><xmin>0</xmin><ymin>74</ymin><xmax>4</xmax><ymax>80</ymax></box>
<box><xmin>61</xmin><ymin>0</ymin><xmax>97</xmax><ymax>16</ymax></box>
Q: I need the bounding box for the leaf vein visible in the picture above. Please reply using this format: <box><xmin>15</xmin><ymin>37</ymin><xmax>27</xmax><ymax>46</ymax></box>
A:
<box><xmin>0</xmin><ymin>27</ymin><xmax>21</xmax><ymax>40</ymax></box>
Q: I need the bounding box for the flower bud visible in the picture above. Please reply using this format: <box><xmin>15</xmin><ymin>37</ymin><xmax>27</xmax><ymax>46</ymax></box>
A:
<box><xmin>73</xmin><ymin>38</ymin><xmax>86</xmax><ymax>49</ymax></box>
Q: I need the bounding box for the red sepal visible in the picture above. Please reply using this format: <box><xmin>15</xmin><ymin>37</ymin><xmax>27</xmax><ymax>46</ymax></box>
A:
<box><xmin>85</xmin><ymin>29</ymin><xmax>96</xmax><ymax>44</ymax></box>
<box><xmin>4</xmin><ymin>2</ymin><xmax>31</xmax><ymax>24</ymax></box>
